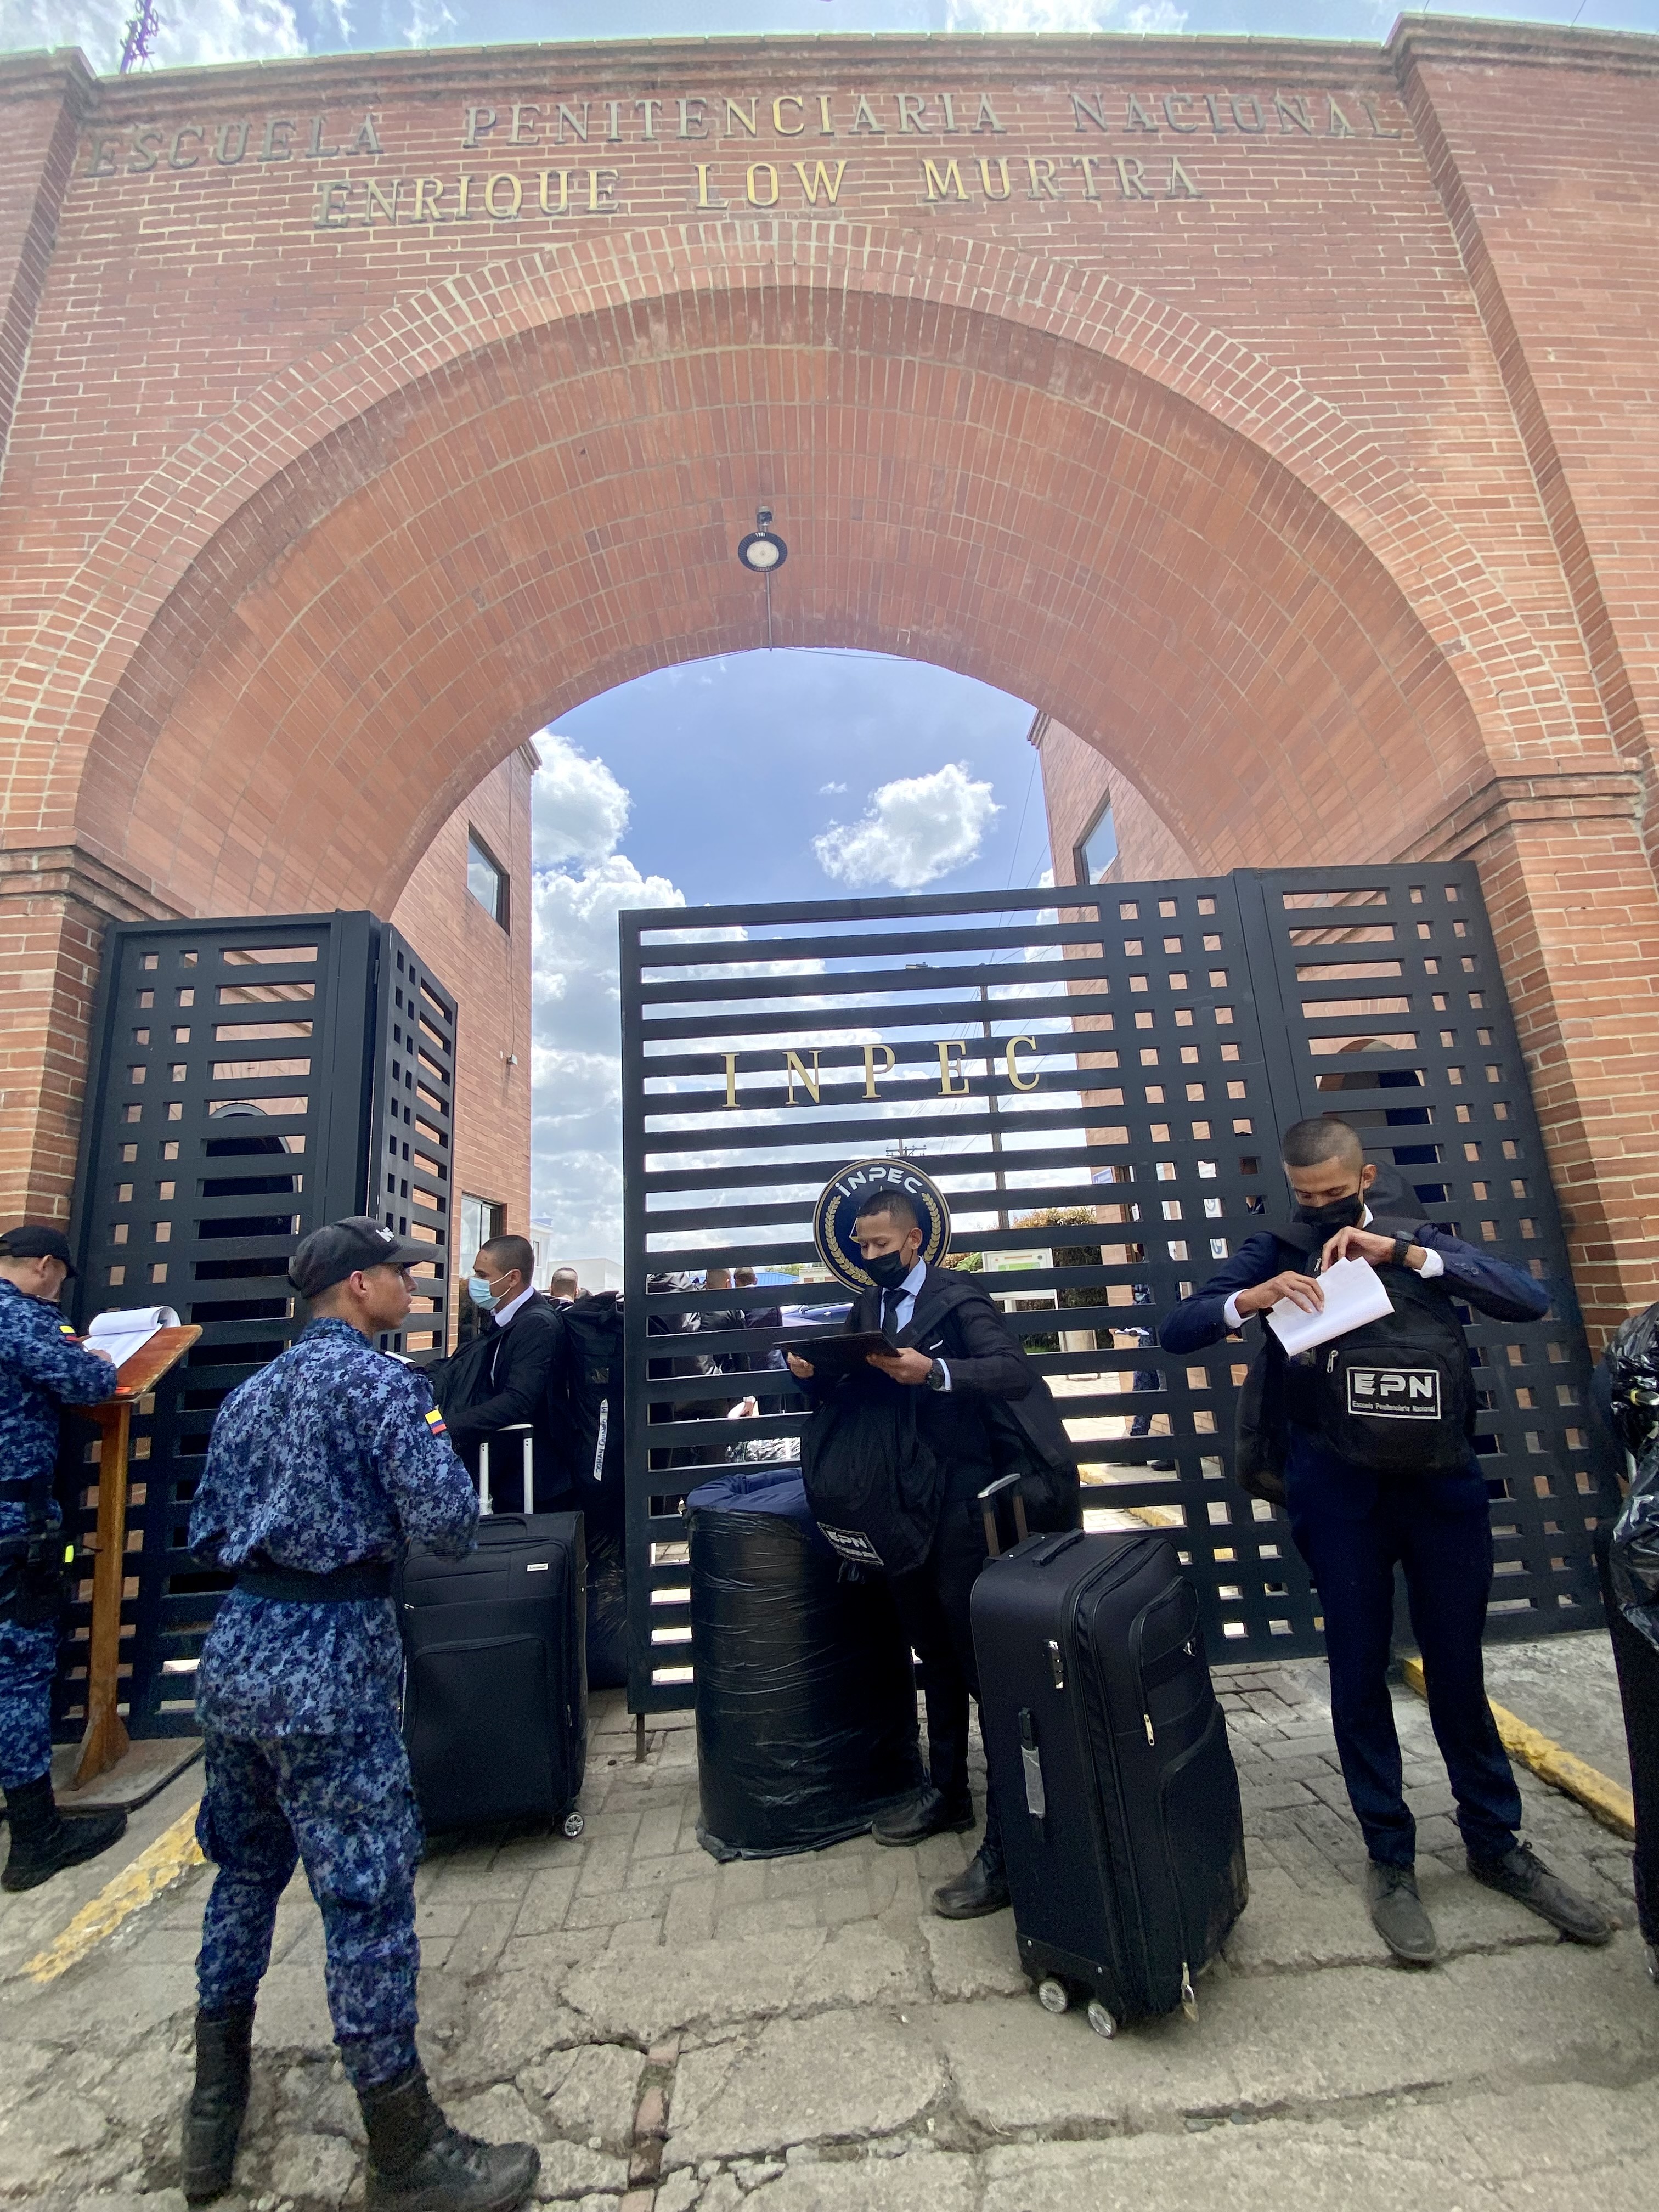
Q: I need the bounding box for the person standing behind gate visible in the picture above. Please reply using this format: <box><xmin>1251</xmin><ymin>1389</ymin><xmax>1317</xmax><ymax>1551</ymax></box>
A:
<box><xmin>438</xmin><ymin>1235</ymin><xmax>566</xmax><ymax>1513</ymax></box>
<box><xmin>786</xmin><ymin>1189</ymin><xmax>1079</xmax><ymax>1920</ymax></box>
<box><xmin>182</xmin><ymin>1217</ymin><xmax>538</xmax><ymax>2211</ymax></box>
<box><xmin>0</xmin><ymin>1223</ymin><xmax>128</xmax><ymax>1892</ymax></box>
<box><xmin>1161</xmin><ymin>1115</ymin><xmax>1612</xmax><ymax>1965</ymax></box>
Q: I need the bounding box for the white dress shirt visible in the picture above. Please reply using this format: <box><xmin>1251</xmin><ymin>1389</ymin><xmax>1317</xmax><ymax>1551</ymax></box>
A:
<box><xmin>1221</xmin><ymin>1207</ymin><xmax>1442</xmax><ymax>1332</ymax></box>
<box><xmin>879</xmin><ymin>1257</ymin><xmax>951</xmax><ymax>1390</ymax></box>
<box><xmin>491</xmin><ymin>1282</ymin><xmax>537</xmax><ymax>1328</ymax></box>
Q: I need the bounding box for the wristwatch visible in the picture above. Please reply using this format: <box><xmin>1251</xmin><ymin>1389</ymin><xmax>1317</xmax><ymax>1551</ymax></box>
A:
<box><xmin>926</xmin><ymin>1358</ymin><xmax>947</xmax><ymax>1391</ymax></box>
<box><xmin>1391</xmin><ymin>1234</ymin><xmax>1413</xmax><ymax>1269</ymax></box>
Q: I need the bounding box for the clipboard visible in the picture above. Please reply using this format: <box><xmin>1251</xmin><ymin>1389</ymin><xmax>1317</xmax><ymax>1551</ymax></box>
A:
<box><xmin>775</xmin><ymin>1328</ymin><xmax>896</xmax><ymax>1375</ymax></box>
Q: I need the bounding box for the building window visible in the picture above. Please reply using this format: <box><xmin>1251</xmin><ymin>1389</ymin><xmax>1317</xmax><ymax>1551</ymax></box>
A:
<box><xmin>1074</xmin><ymin>802</ymin><xmax>1118</xmax><ymax>885</ymax></box>
<box><xmin>459</xmin><ymin>1193</ymin><xmax>505</xmax><ymax>1277</ymax></box>
<box><xmin>467</xmin><ymin>832</ymin><xmax>509</xmax><ymax>930</ymax></box>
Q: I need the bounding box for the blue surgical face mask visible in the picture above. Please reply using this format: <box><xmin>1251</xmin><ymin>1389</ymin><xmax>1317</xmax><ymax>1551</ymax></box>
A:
<box><xmin>467</xmin><ymin>1274</ymin><xmax>500</xmax><ymax>1311</ymax></box>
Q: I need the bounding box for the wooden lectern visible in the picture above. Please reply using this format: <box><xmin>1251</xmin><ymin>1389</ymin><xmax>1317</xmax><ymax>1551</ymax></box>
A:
<box><xmin>72</xmin><ymin>1325</ymin><xmax>201</xmax><ymax>1788</ymax></box>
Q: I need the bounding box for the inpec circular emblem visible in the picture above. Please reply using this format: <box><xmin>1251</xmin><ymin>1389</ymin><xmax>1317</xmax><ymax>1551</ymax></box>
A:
<box><xmin>812</xmin><ymin>1158</ymin><xmax>952</xmax><ymax>1293</ymax></box>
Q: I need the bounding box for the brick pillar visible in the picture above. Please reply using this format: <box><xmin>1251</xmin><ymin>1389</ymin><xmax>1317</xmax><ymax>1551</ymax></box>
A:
<box><xmin>0</xmin><ymin>848</ymin><xmax>177</xmax><ymax>1225</ymax></box>
<box><xmin>1428</xmin><ymin>776</ymin><xmax>1659</xmax><ymax>1345</ymax></box>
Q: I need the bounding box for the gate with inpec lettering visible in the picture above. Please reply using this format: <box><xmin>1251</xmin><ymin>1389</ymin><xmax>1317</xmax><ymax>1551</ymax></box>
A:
<box><xmin>618</xmin><ymin>864</ymin><xmax>1616</xmax><ymax>1713</ymax></box>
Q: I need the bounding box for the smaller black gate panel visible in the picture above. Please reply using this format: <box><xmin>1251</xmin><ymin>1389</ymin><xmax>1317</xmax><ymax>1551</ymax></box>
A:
<box><xmin>617</xmin><ymin>867</ymin><xmax>1616</xmax><ymax>1713</ymax></box>
<box><xmin>58</xmin><ymin>911</ymin><xmax>456</xmax><ymax>1741</ymax></box>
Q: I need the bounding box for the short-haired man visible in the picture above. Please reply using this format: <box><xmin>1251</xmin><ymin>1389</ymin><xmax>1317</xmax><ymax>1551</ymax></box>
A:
<box><xmin>549</xmin><ymin>1267</ymin><xmax>580</xmax><ymax>1306</ymax></box>
<box><xmin>440</xmin><ymin>1234</ymin><xmax>566</xmax><ymax>1513</ymax></box>
<box><xmin>787</xmin><ymin>1190</ymin><xmax>1079</xmax><ymax>1918</ymax></box>
<box><xmin>1162</xmin><ymin>1116</ymin><xmax>1611</xmax><ymax>1963</ymax></box>
<box><xmin>185</xmin><ymin>1216</ymin><xmax>537</xmax><ymax>2209</ymax></box>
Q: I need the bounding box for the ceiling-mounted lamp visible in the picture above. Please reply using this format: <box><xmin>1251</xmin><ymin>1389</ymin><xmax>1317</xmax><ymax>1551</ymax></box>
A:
<box><xmin>737</xmin><ymin>506</ymin><xmax>788</xmax><ymax>574</ymax></box>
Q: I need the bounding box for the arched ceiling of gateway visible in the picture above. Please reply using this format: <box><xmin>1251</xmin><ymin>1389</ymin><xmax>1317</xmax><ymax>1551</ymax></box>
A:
<box><xmin>80</xmin><ymin>279</ymin><xmax>1491</xmax><ymax>919</ymax></box>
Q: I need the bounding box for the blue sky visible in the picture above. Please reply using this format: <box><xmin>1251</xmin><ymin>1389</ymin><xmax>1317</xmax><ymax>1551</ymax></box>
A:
<box><xmin>4</xmin><ymin>3</ymin><xmax>1657</xmax><ymax>86</ymax></box>
<box><xmin>526</xmin><ymin>651</ymin><xmax>1048</xmax><ymax>1254</ymax></box>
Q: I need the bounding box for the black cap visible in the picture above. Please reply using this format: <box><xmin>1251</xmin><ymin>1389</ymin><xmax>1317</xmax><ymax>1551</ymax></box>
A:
<box><xmin>0</xmin><ymin>1223</ymin><xmax>76</xmax><ymax>1278</ymax></box>
<box><xmin>288</xmin><ymin>1215</ymin><xmax>429</xmax><ymax>1300</ymax></box>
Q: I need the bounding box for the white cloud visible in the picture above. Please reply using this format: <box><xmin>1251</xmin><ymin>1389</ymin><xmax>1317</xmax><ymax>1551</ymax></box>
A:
<box><xmin>946</xmin><ymin>0</ymin><xmax>1187</xmax><ymax>29</ymax></box>
<box><xmin>529</xmin><ymin>850</ymin><xmax>685</xmax><ymax>1260</ymax></box>
<box><xmin>818</xmin><ymin>780</ymin><xmax>847</xmax><ymax>795</ymax></box>
<box><xmin>402</xmin><ymin>0</ymin><xmax>455</xmax><ymax>47</ymax></box>
<box><xmin>532</xmin><ymin>730</ymin><xmax>631</xmax><ymax>868</ymax></box>
<box><xmin>814</xmin><ymin>762</ymin><xmax>1001</xmax><ymax>892</ymax></box>
<box><xmin>0</xmin><ymin>0</ymin><xmax>305</xmax><ymax>71</ymax></box>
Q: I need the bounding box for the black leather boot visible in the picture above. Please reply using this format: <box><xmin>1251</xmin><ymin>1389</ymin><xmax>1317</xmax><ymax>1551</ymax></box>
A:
<box><xmin>1</xmin><ymin>1771</ymin><xmax>127</xmax><ymax>1892</ymax></box>
<box><xmin>358</xmin><ymin>2062</ymin><xmax>540</xmax><ymax>2211</ymax></box>
<box><xmin>181</xmin><ymin>2007</ymin><xmax>254</xmax><ymax>2204</ymax></box>
<box><xmin>932</xmin><ymin>1834</ymin><xmax>1012</xmax><ymax>1920</ymax></box>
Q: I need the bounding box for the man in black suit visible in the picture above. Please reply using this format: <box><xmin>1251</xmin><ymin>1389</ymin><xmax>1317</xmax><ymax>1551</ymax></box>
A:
<box><xmin>437</xmin><ymin>1234</ymin><xmax>567</xmax><ymax>1511</ymax></box>
<box><xmin>1162</xmin><ymin>1114</ymin><xmax>1611</xmax><ymax>1963</ymax></box>
<box><xmin>787</xmin><ymin>1190</ymin><xmax>1079</xmax><ymax>1920</ymax></box>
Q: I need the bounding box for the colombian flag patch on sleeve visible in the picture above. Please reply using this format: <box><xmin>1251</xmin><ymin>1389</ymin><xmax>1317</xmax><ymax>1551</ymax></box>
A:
<box><xmin>424</xmin><ymin>1407</ymin><xmax>448</xmax><ymax>1437</ymax></box>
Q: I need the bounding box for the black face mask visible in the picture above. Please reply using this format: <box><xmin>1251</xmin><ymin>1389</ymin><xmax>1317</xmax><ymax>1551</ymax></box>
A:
<box><xmin>1293</xmin><ymin>1190</ymin><xmax>1367</xmax><ymax>1239</ymax></box>
<box><xmin>865</xmin><ymin>1248</ymin><xmax>915</xmax><ymax>1292</ymax></box>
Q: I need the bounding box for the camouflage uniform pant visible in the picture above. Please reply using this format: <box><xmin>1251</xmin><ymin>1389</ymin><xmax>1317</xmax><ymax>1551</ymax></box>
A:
<box><xmin>195</xmin><ymin>1715</ymin><xmax>422</xmax><ymax>2089</ymax></box>
<box><xmin>0</xmin><ymin>1617</ymin><xmax>57</xmax><ymax>1791</ymax></box>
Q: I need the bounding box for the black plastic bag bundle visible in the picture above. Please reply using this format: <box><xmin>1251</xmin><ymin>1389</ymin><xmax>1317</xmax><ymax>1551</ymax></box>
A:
<box><xmin>585</xmin><ymin>1526</ymin><xmax>629</xmax><ymax>1691</ymax></box>
<box><xmin>686</xmin><ymin>1467</ymin><xmax>923</xmax><ymax>1860</ymax></box>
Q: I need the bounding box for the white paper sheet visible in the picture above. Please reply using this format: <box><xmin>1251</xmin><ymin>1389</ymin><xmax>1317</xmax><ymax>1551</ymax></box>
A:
<box><xmin>1265</xmin><ymin>1257</ymin><xmax>1392</xmax><ymax>1357</ymax></box>
<box><xmin>84</xmin><ymin>1305</ymin><xmax>180</xmax><ymax>1374</ymax></box>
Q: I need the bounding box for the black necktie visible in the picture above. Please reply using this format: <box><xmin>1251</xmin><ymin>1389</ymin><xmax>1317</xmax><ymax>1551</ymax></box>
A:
<box><xmin>882</xmin><ymin>1286</ymin><xmax>903</xmax><ymax>1339</ymax></box>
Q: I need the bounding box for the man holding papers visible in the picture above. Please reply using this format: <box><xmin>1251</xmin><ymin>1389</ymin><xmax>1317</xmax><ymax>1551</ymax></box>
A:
<box><xmin>1163</xmin><ymin>1116</ymin><xmax>1612</xmax><ymax>1965</ymax></box>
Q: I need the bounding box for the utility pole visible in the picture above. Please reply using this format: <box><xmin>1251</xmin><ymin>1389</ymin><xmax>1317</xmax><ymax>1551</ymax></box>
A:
<box><xmin>119</xmin><ymin>0</ymin><xmax>160</xmax><ymax>72</ymax></box>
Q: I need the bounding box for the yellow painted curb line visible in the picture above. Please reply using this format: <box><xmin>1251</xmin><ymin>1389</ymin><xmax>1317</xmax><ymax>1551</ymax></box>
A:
<box><xmin>1400</xmin><ymin>1656</ymin><xmax>1635</xmax><ymax>1840</ymax></box>
<box><xmin>21</xmin><ymin>1801</ymin><xmax>205</xmax><ymax>1986</ymax></box>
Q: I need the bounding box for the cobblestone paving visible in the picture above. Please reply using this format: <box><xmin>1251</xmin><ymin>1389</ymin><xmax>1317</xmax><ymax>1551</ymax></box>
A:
<box><xmin>2</xmin><ymin>1651</ymin><xmax>1657</xmax><ymax>2211</ymax></box>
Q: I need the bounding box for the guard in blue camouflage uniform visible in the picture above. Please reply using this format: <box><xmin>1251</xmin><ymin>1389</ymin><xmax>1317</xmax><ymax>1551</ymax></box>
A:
<box><xmin>183</xmin><ymin>1216</ymin><xmax>538</xmax><ymax>2212</ymax></box>
<box><xmin>0</xmin><ymin>1222</ymin><xmax>128</xmax><ymax>1892</ymax></box>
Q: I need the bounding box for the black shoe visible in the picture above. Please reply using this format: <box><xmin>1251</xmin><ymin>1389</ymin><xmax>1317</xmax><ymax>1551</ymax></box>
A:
<box><xmin>933</xmin><ymin>1844</ymin><xmax>1011</xmax><ymax>1921</ymax></box>
<box><xmin>871</xmin><ymin>1786</ymin><xmax>974</xmax><ymax>1847</ymax></box>
<box><xmin>1466</xmin><ymin>1842</ymin><xmax>1616</xmax><ymax>1945</ymax></box>
<box><xmin>182</xmin><ymin>2008</ymin><xmax>254</xmax><ymax>2204</ymax></box>
<box><xmin>1</xmin><ymin>1773</ymin><xmax>128</xmax><ymax>1893</ymax></box>
<box><xmin>1363</xmin><ymin>1861</ymin><xmax>1437</xmax><ymax>1966</ymax></box>
<box><xmin>359</xmin><ymin>2061</ymin><xmax>540</xmax><ymax>2210</ymax></box>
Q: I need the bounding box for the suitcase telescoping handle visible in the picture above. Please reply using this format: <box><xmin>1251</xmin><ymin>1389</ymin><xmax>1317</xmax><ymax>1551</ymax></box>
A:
<box><xmin>978</xmin><ymin>1473</ymin><xmax>1029</xmax><ymax>1559</ymax></box>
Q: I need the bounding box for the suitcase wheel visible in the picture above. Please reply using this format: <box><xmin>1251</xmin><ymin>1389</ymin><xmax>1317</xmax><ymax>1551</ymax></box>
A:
<box><xmin>561</xmin><ymin>1810</ymin><xmax>585</xmax><ymax>1839</ymax></box>
<box><xmin>1035</xmin><ymin>1978</ymin><xmax>1070</xmax><ymax>2017</ymax></box>
<box><xmin>1086</xmin><ymin>2000</ymin><xmax>1118</xmax><ymax>2040</ymax></box>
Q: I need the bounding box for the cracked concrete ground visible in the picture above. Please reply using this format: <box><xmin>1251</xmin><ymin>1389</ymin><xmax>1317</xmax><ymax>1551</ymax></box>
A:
<box><xmin>2</xmin><ymin>1641</ymin><xmax>1655</xmax><ymax>2212</ymax></box>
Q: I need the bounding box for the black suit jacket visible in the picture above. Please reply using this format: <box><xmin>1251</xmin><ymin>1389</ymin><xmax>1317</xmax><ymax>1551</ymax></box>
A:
<box><xmin>436</xmin><ymin>1291</ymin><xmax>567</xmax><ymax>1485</ymax></box>
<box><xmin>1160</xmin><ymin>1222</ymin><xmax>1549</xmax><ymax>1359</ymax></box>
<box><xmin>836</xmin><ymin>1263</ymin><xmax>1080</xmax><ymax>1502</ymax></box>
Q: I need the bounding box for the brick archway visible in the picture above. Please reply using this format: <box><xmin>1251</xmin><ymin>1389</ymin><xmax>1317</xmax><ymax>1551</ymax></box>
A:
<box><xmin>19</xmin><ymin>222</ymin><xmax>1576</xmax><ymax>918</ymax></box>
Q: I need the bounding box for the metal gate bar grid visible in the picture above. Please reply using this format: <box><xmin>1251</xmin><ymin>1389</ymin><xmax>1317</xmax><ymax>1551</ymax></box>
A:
<box><xmin>618</xmin><ymin>867</ymin><xmax>1616</xmax><ymax>1715</ymax></box>
<box><xmin>58</xmin><ymin>912</ymin><xmax>455</xmax><ymax>1741</ymax></box>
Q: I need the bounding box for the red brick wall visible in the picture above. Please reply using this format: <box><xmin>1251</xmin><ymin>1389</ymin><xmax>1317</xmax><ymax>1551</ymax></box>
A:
<box><xmin>0</xmin><ymin>23</ymin><xmax>1655</xmax><ymax>1329</ymax></box>
<box><xmin>390</xmin><ymin>745</ymin><xmax>534</xmax><ymax>1342</ymax></box>
<box><xmin>1034</xmin><ymin>715</ymin><xmax>1194</xmax><ymax>888</ymax></box>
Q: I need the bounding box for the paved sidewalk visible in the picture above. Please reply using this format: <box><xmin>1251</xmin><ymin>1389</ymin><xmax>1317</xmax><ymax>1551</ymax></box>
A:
<box><xmin>2</xmin><ymin>1646</ymin><xmax>1656</xmax><ymax>2211</ymax></box>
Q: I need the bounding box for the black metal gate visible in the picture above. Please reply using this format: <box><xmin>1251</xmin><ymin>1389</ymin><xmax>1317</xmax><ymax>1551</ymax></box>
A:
<box><xmin>618</xmin><ymin>865</ymin><xmax>1616</xmax><ymax>1712</ymax></box>
<box><xmin>57</xmin><ymin>911</ymin><xmax>456</xmax><ymax>1740</ymax></box>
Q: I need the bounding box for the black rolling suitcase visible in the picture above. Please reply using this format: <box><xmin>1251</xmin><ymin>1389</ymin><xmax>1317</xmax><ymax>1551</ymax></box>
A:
<box><xmin>970</xmin><ymin>1491</ymin><xmax>1247</xmax><ymax>2036</ymax></box>
<box><xmin>400</xmin><ymin>1511</ymin><xmax>589</xmax><ymax>1837</ymax></box>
